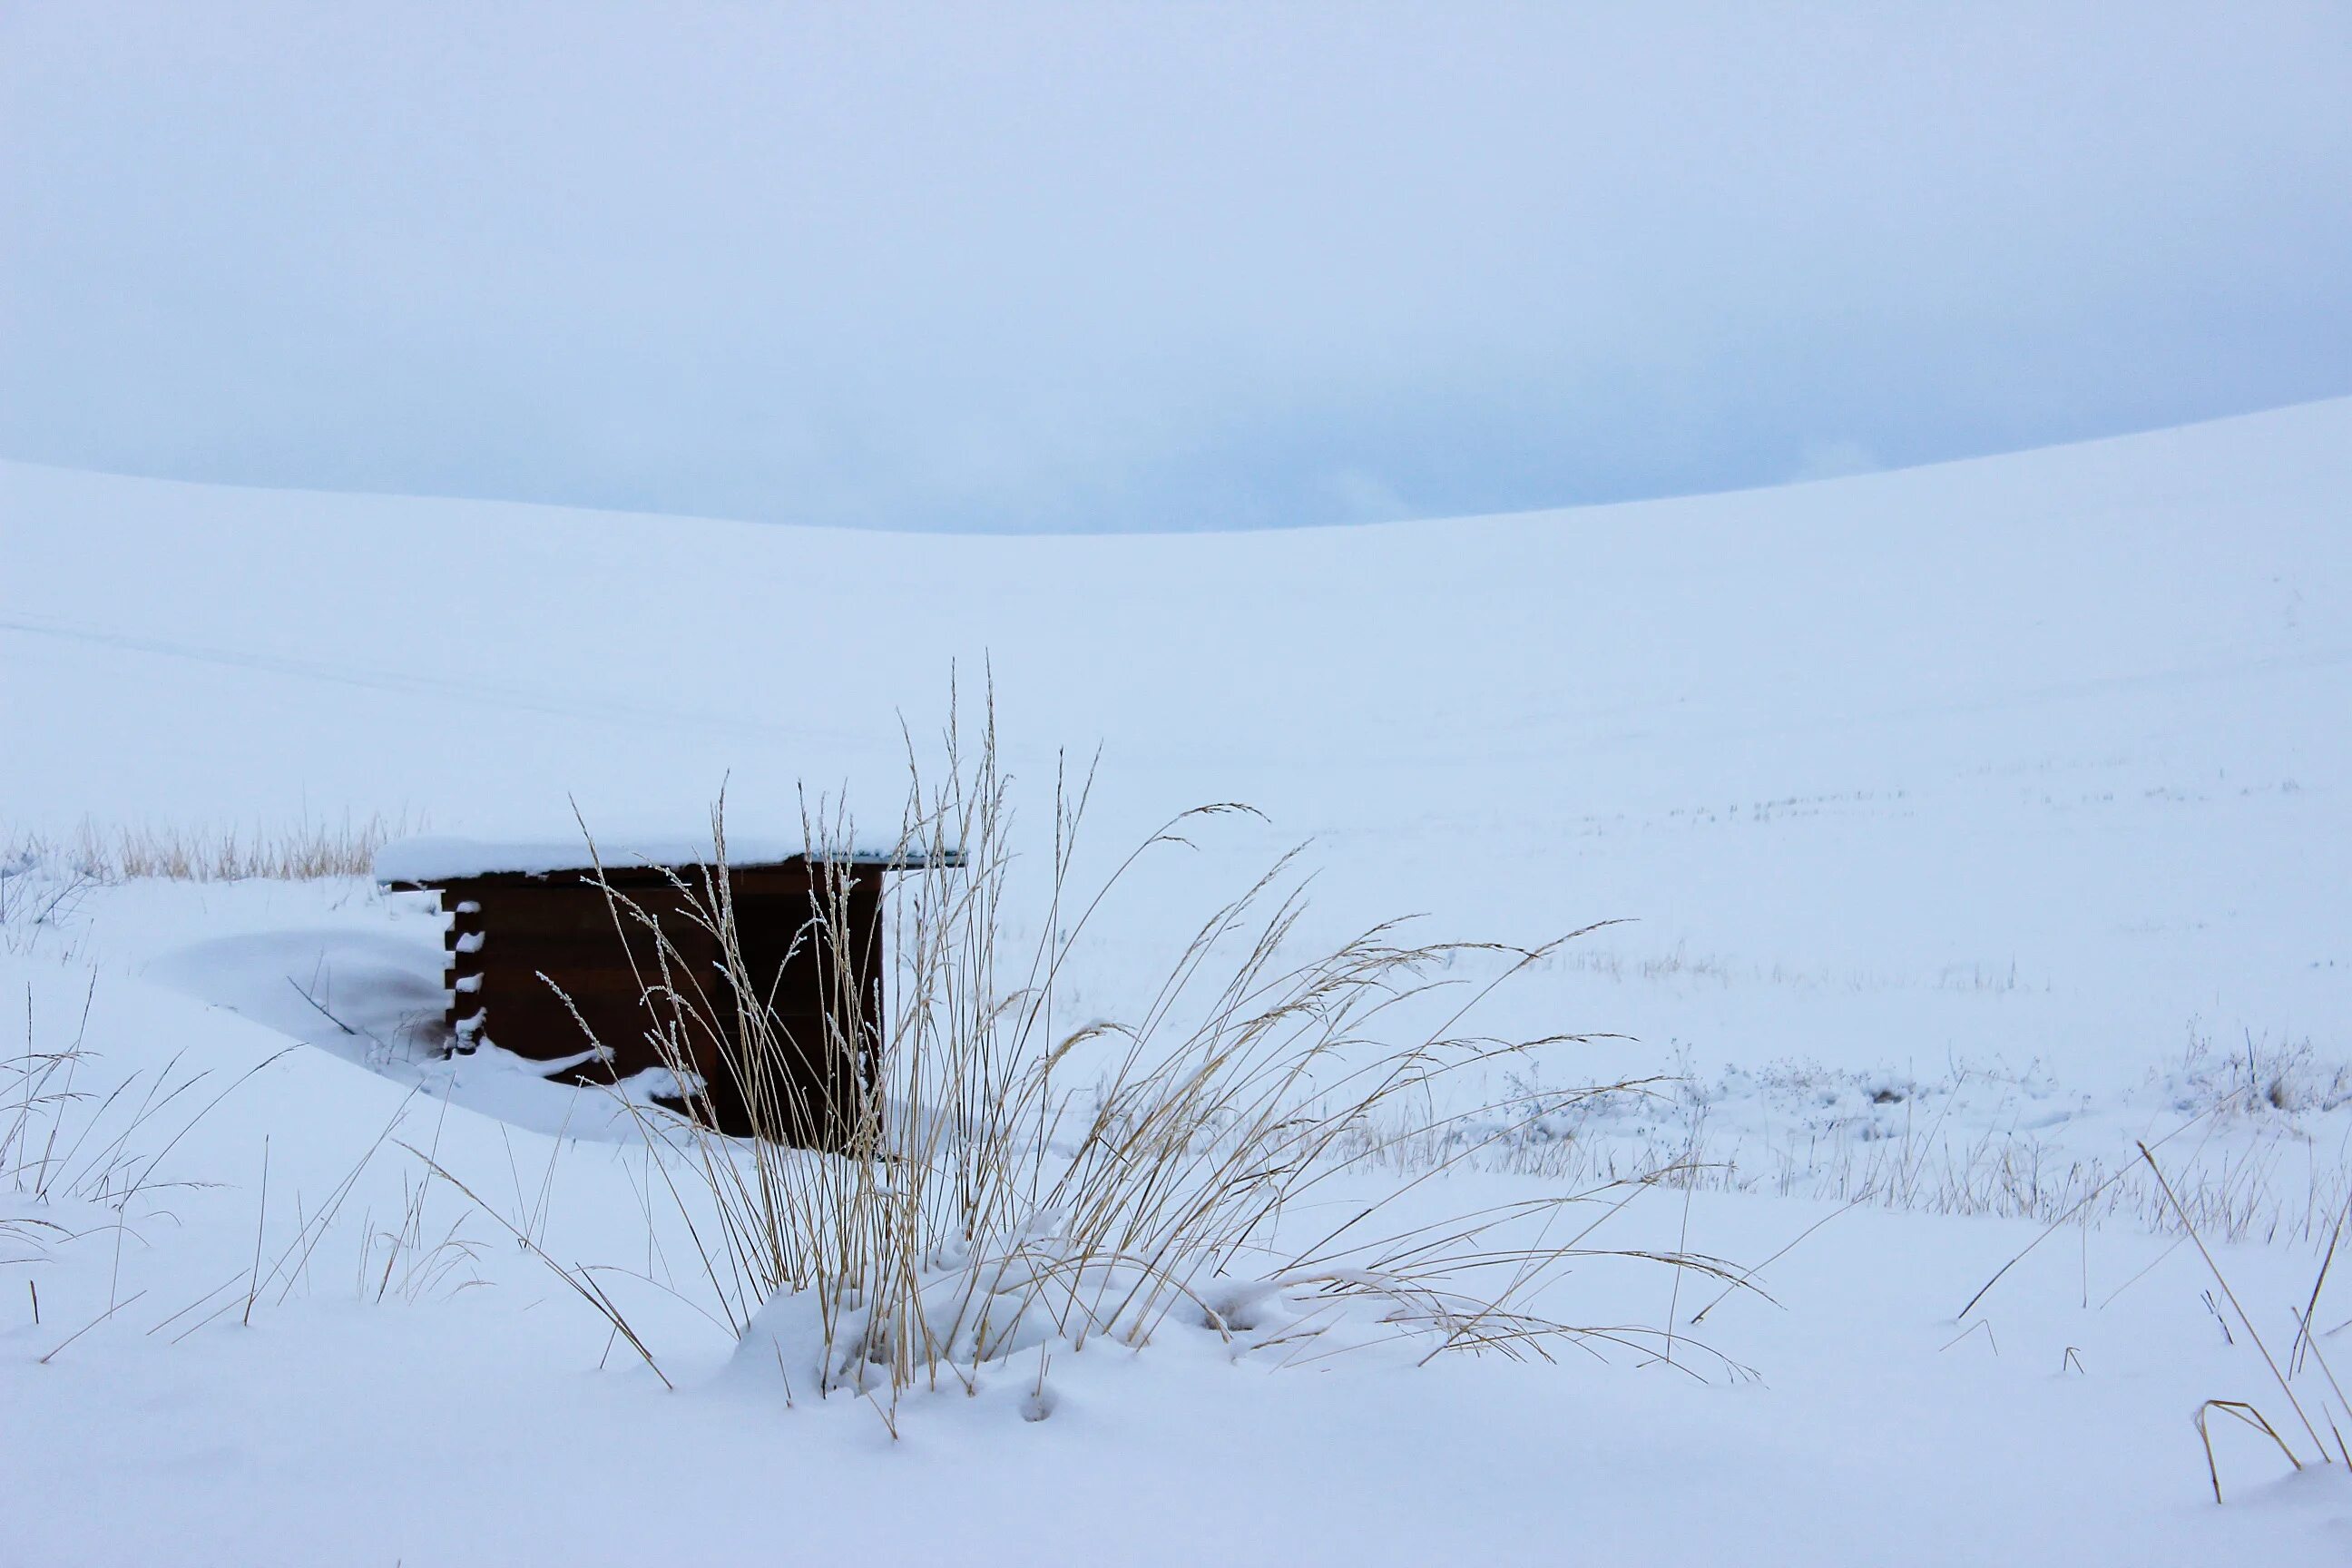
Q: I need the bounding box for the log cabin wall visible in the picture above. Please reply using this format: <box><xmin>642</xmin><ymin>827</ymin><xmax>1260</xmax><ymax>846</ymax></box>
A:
<box><xmin>418</xmin><ymin>861</ymin><xmax>886</xmax><ymax>1141</ymax></box>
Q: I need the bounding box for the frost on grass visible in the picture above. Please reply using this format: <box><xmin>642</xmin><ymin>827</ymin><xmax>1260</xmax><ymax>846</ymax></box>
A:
<box><xmin>1336</xmin><ymin>1034</ymin><xmax>2352</xmax><ymax>1245</ymax></box>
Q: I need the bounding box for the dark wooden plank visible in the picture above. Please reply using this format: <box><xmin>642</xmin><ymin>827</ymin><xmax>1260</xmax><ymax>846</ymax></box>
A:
<box><xmin>429</xmin><ymin>860</ymin><xmax>838</xmax><ymax>894</ymax></box>
<box><xmin>441</xmin><ymin>932</ymin><xmax>709</xmax><ymax>969</ymax></box>
<box><xmin>466</xmin><ymin>995</ymin><xmax>681</xmax><ymax>1063</ymax></box>
<box><xmin>469</xmin><ymin>972</ymin><xmax>735</xmax><ymax>1010</ymax></box>
<box><xmin>452</xmin><ymin>955</ymin><xmax>877</xmax><ymax>1009</ymax></box>
<box><xmin>459</xmin><ymin>957</ymin><xmax>864</xmax><ymax>1013</ymax></box>
<box><xmin>466</xmin><ymin>896</ymin><xmax>704</xmax><ymax>936</ymax></box>
<box><xmin>430</xmin><ymin>870</ymin><xmax>888</xmax><ymax>911</ymax></box>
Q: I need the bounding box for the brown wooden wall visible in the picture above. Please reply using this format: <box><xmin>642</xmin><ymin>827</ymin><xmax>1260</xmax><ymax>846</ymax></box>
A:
<box><xmin>422</xmin><ymin>861</ymin><xmax>885</xmax><ymax>1141</ymax></box>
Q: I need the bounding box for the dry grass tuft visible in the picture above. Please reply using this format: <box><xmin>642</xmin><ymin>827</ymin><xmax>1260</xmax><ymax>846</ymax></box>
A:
<box><xmin>524</xmin><ymin>691</ymin><xmax>1734</xmax><ymax>1422</ymax></box>
<box><xmin>2135</xmin><ymin>1143</ymin><xmax>2352</xmax><ymax>1501</ymax></box>
<box><xmin>5</xmin><ymin>976</ymin><xmax>298</xmax><ymax>1290</ymax></box>
<box><xmin>1350</xmin><ymin>1052</ymin><xmax>2352</xmax><ymax>1250</ymax></box>
<box><xmin>5</xmin><ymin>811</ymin><xmax>415</xmax><ymax>884</ymax></box>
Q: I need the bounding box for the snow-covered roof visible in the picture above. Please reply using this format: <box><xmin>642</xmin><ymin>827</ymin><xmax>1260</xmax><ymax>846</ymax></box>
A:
<box><xmin>374</xmin><ymin>834</ymin><xmax>957</xmax><ymax>884</ymax></box>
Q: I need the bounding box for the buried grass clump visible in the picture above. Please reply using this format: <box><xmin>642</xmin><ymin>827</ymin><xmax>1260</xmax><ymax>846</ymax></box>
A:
<box><xmin>497</xmin><ymin>703</ymin><xmax>1740</xmax><ymax>1421</ymax></box>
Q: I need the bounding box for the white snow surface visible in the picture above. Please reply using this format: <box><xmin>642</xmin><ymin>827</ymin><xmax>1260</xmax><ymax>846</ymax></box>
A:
<box><xmin>372</xmin><ymin>834</ymin><xmax>926</xmax><ymax>883</ymax></box>
<box><xmin>6</xmin><ymin>402</ymin><xmax>2352</xmax><ymax>1563</ymax></box>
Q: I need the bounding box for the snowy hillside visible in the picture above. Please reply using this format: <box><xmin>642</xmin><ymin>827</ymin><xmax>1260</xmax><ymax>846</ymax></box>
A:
<box><xmin>6</xmin><ymin>401</ymin><xmax>2352</xmax><ymax>1563</ymax></box>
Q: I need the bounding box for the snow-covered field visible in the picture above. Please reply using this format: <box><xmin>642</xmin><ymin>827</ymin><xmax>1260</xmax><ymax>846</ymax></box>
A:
<box><xmin>5</xmin><ymin>400</ymin><xmax>2352</xmax><ymax>1563</ymax></box>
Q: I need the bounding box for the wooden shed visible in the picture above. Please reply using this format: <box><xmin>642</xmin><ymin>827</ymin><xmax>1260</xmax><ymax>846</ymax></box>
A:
<box><xmin>376</xmin><ymin>836</ymin><xmax>948</xmax><ymax>1142</ymax></box>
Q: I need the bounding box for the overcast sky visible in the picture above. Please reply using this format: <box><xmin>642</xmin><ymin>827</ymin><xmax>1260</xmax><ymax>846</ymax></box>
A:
<box><xmin>3</xmin><ymin>3</ymin><xmax>2347</xmax><ymax>532</ymax></box>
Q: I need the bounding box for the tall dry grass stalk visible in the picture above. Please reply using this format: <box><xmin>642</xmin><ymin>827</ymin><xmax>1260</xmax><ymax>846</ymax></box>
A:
<box><xmin>558</xmin><ymin>692</ymin><xmax>1734</xmax><ymax>1419</ymax></box>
